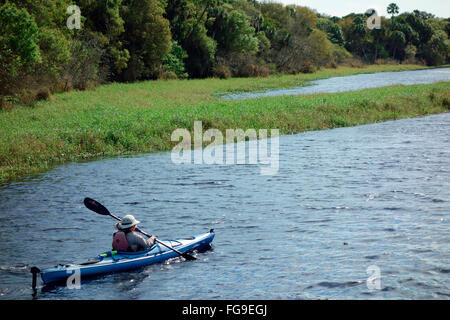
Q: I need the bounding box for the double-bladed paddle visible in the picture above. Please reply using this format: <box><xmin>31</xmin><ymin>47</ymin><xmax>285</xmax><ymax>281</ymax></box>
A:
<box><xmin>83</xmin><ymin>197</ymin><xmax>196</xmax><ymax>261</ymax></box>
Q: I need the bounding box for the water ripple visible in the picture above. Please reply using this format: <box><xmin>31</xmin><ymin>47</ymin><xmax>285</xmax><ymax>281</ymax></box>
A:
<box><xmin>0</xmin><ymin>112</ymin><xmax>449</xmax><ymax>299</ymax></box>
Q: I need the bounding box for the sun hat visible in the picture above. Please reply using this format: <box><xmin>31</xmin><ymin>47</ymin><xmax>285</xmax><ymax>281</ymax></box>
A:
<box><xmin>117</xmin><ymin>215</ymin><xmax>140</xmax><ymax>230</ymax></box>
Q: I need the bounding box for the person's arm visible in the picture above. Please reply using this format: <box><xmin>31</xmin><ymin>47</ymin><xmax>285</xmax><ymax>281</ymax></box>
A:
<box><xmin>128</xmin><ymin>232</ymin><xmax>155</xmax><ymax>251</ymax></box>
<box><xmin>145</xmin><ymin>234</ymin><xmax>156</xmax><ymax>247</ymax></box>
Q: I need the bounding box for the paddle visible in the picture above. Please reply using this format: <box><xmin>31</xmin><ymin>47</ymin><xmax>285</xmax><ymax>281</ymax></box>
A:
<box><xmin>83</xmin><ymin>197</ymin><xmax>196</xmax><ymax>261</ymax></box>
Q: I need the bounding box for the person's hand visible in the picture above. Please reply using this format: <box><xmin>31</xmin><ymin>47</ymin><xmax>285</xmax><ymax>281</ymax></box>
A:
<box><xmin>149</xmin><ymin>235</ymin><xmax>156</xmax><ymax>242</ymax></box>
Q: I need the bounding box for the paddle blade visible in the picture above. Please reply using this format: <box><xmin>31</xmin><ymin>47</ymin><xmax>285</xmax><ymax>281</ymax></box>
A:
<box><xmin>182</xmin><ymin>253</ymin><xmax>196</xmax><ymax>261</ymax></box>
<box><xmin>84</xmin><ymin>197</ymin><xmax>110</xmax><ymax>216</ymax></box>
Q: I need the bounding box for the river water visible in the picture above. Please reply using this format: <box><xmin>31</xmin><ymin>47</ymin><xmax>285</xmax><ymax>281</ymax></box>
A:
<box><xmin>223</xmin><ymin>67</ymin><xmax>450</xmax><ymax>99</ymax></box>
<box><xmin>0</xmin><ymin>69</ymin><xmax>449</xmax><ymax>300</ymax></box>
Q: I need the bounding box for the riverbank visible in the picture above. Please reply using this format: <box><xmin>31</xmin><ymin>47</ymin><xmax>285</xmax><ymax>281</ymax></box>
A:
<box><xmin>1</xmin><ymin>64</ymin><xmax>449</xmax><ymax>183</ymax></box>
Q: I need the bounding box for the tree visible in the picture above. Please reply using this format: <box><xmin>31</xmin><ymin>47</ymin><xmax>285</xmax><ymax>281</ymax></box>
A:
<box><xmin>287</xmin><ymin>5</ymin><xmax>318</xmax><ymax>36</ymax></box>
<box><xmin>161</xmin><ymin>40</ymin><xmax>188</xmax><ymax>78</ymax></box>
<box><xmin>61</xmin><ymin>32</ymin><xmax>104</xmax><ymax>90</ymax></box>
<box><xmin>3</xmin><ymin>0</ymin><xmax>73</xmax><ymax>92</ymax></box>
<box><xmin>389</xmin><ymin>30</ymin><xmax>406</xmax><ymax>59</ymax></box>
<box><xmin>404</xmin><ymin>44</ymin><xmax>417</xmax><ymax>60</ymax></box>
<box><xmin>0</xmin><ymin>2</ymin><xmax>40</xmax><ymax>99</ymax></box>
<box><xmin>165</xmin><ymin>0</ymin><xmax>217</xmax><ymax>78</ymax></box>
<box><xmin>387</xmin><ymin>3</ymin><xmax>399</xmax><ymax>18</ymax></box>
<box><xmin>413</xmin><ymin>10</ymin><xmax>434</xmax><ymax>20</ymax></box>
<box><xmin>9</xmin><ymin>0</ymin><xmax>73</xmax><ymax>31</ymax></box>
<box><xmin>307</xmin><ymin>29</ymin><xmax>333</xmax><ymax>66</ymax></box>
<box><xmin>405</xmin><ymin>13</ymin><xmax>433</xmax><ymax>44</ymax></box>
<box><xmin>76</xmin><ymin>0</ymin><xmax>130</xmax><ymax>77</ymax></box>
<box><xmin>208</xmin><ymin>5</ymin><xmax>259</xmax><ymax>54</ymax></box>
<box><xmin>422</xmin><ymin>29</ymin><xmax>449</xmax><ymax>65</ymax></box>
<box><xmin>317</xmin><ymin>17</ymin><xmax>344</xmax><ymax>45</ymax></box>
<box><xmin>345</xmin><ymin>15</ymin><xmax>370</xmax><ymax>60</ymax></box>
<box><xmin>256</xmin><ymin>30</ymin><xmax>271</xmax><ymax>58</ymax></box>
<box><xmin>371</xmin><ymin>17</ymin><xmax>389</xmax><ymax>62</ymax></box>
<box><xmin>120</xmin><ymin>0</ymin><xmax>172</xmax><ymax>81</ymax></box>
<box><xmin>184</xmin><ymin>23</ymin><xmax>217</xmax><ymax>77</ymax></box>
<box><xmin>275</xmin><ymin>29</ymin><xmax>333</xmax><ymax>73</ymax></box>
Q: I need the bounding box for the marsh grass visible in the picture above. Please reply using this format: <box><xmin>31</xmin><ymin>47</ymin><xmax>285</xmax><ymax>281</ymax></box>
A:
<box><xmin>1</xmin><ymin>64</ymin><xmax>448</xmax><ymax>182</ymax></box>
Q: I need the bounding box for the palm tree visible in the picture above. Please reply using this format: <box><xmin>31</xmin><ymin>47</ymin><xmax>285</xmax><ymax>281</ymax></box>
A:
<box><xmin>387</xmin><ymin>3</ymin><xmax>399</xmax><ymax>18</ymax></box>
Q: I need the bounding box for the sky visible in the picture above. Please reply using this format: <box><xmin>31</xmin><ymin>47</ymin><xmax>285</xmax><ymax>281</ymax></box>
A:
<box><xmin>275</xmin><ymin>0</ymin><xmax>450</xmax><ymax>18</ymax></box>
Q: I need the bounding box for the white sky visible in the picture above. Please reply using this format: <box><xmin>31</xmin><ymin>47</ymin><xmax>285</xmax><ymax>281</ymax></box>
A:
<box><xmin>274</xmin><ymin>0</ymin><xmax>450</xmax><ymax>18</ymax></box>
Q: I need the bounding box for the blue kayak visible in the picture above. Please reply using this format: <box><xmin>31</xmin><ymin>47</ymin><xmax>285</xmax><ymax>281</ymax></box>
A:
<box><xmin>38</xmin><ymin>229</ymin><xmax>215</xmax><ymax>284</ymax></box>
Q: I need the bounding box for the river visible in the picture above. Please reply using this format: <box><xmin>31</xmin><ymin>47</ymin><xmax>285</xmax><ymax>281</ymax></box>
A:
<box><xmin>222</xmin><ymin>67</ymin><xmax>450</xmax><ymax>99</ymax></box>
<box><xmin>0</xmin><ymin>69</ymin><xmax>449</xmax><ymax>300</ymax></box>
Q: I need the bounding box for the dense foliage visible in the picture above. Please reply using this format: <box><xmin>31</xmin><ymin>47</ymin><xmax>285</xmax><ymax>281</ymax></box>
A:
<box><xmin>0</xmin><ymin>0</ymin><xmax>449</xmax><ymax>105</ymax></box>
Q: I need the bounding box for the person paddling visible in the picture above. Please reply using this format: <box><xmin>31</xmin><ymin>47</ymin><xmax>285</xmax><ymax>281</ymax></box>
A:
<box><xmin>112</xmin><ymin>215</ymin><xmax>156</xmax><ymax>252</ymax></box>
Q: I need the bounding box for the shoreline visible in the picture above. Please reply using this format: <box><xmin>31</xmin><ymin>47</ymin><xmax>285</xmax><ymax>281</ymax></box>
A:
<box><xmin>1</xmin><ymin>65</ymin><xmax>449</xmax><ymax>183</ymax></box>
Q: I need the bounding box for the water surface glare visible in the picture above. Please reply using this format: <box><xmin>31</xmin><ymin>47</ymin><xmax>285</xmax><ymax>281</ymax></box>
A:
<box><xmin>222</xmin><ymin>67</ymin><xmax>450</xmax><ymax>100</ymax></box>
<box><xmin>0</xmin><ymin>113</ymin><xmax>449</xmax><ymax>299</ymax></box>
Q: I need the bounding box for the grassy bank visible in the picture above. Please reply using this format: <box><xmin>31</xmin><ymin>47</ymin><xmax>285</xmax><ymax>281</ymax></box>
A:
<box><xmin>1</xmin><ymin>64</ymin><xmax>449</xmax><ymax>182</ymax></box>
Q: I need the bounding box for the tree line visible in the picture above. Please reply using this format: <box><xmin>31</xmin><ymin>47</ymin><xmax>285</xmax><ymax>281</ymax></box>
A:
<box><xmin>1</xmin><ymin>0</ymin><xmax>449</xmax><ymax>106</ymax></box>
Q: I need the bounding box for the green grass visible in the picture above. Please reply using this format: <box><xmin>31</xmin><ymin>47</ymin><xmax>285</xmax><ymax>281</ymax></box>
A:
<box><xmin>1</xmin><ymin>64</ymin><xmax>449</xmax><ymax>182</ymax></box>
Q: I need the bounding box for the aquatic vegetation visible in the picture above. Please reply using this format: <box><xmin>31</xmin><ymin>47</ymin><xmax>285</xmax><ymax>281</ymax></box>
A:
<box><xmin>0</xmin><ymin>66</ymin><xmax>448</xmax><ymax>182</ymax></box>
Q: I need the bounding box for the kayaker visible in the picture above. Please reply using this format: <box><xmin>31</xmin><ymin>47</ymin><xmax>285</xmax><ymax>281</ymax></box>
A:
<box><xmin>112</xmin><ymin>215</ymin><xmax>156</xmax><ymax>252</ymax></box>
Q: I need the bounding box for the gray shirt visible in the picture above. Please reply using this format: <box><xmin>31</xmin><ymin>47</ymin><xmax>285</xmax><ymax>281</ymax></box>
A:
<box><xmin>125</xmin><ymin>231</ymin><xmax>155</xmax><ymax>252</ymax></box>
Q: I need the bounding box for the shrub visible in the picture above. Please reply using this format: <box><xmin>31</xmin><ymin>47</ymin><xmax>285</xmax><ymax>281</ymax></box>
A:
<box><xmin>374</xmin><ymin>58</ymin><xmax>399</xmax><ymax>65</ymax></box>
<box><xmin>0</xmin><ymin>98</ymin><xmax>13</xmax><ymax>111</ymax></box>
<box><xmin>346</xmin><ymin>59</ymin><xmax>365</xmax><ymax>68</ymax></box>
<box><xmin>326</xmin><ymin>61</ymin><xmax>338</xmax><ymax>68</ymax></box>
<box><xmin>238</xmin><ymin>63</ymin><xmax>257</xmax><ymax>77</ymax></box>
<box><xmin>17</xmin><ymin>89</ymin><xmax>36</xmax><ymax>107</ymax></box>
<box><xmin>442</xmin><ymin>97</ymin><xmax>450</xmax><ymax>109</ymax></box>
<box><xmin>157</xmin><ymin>70</ymin><xmax>178</xmax><ymax>80</ymax></box>
<box><xmin>298</xmin><ymin>62</ymin><xmax>317</xmax><ymax>73</ymax></box>
<box><xmin>212</xmin><ymin>64</ymin><xmax>232</xmax><ymax>79</ymax></box>
<box><xmin>331</xmin><ymin>44</ymin><xmax>352</xmax><ymax>64</ymax></box>
<box><xmin>238</xmin><ymin>64</ymin><xmax>270</xmax><ymax>77</ymax></box>
<box><xmin>255</xmin><ymin>65</ymin><xmax>270</xmax><ymax>77</ymax></box>
<box><xmin>35</xmin><ymin>88</ymin><xmax>52</xmax><ymax>101</ymax></box>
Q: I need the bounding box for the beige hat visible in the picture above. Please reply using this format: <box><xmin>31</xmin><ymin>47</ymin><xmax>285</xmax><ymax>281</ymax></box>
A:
<box><xmin>117</xmin><ymin>215</ymin><xmax>140</xmax><ymax>230</ymax></box>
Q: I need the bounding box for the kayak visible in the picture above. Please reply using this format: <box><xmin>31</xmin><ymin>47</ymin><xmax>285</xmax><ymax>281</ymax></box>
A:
<box><xmin>37</xmin><ymin>229</ymin><xmax>215</xmax><ymax>285</ymax></box>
